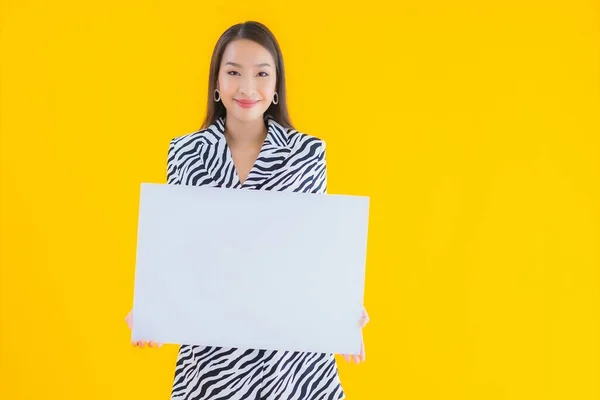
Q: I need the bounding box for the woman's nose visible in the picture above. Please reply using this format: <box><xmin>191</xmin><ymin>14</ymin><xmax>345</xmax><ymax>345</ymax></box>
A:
<box><xmin>238</xmin><ymin>76</ymin><xmax>256</xmax><ymax>96</ymax></box>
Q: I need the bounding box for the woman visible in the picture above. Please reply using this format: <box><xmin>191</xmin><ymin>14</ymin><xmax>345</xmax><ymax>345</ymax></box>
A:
<box><xmin>125</xmin><ymin>21</ymin><xmax>369</xmax><ymax>400</ymax></box>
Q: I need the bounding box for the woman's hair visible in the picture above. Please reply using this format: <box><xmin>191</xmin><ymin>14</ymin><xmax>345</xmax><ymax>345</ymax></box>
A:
<box><xmin>200</xmin><ymin>21</ymin><xmax>293</xmax><ymax>130</ymax></box>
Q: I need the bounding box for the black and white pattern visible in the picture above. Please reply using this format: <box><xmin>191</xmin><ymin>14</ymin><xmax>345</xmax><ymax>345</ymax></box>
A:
<box><xmin>166</xmin><ymin>115</ymin><xmax>345</xmax><ymax>400</ymax></box>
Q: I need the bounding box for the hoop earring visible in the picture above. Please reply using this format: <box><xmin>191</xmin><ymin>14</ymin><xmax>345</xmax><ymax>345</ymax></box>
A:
<box><xmin>272</xmin><ymin>92</ymin><xmax>279</xmax><ymax>105</ymax></box>
<box><xmin>214</xmin><ymin>89</ymin><xmax>221</xmax><ymax>102</ymax></box>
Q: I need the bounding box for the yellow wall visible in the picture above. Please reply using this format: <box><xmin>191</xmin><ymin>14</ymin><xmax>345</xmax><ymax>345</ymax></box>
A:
<box><xmin>1</xmin><ymin>1</ymin><xmax>599</xmax><ymax>399</ymax></box>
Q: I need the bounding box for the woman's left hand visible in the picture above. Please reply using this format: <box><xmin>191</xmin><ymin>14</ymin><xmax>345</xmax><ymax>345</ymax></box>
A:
<box><xmin>342</xmin><ymin>306</ymin><xmax>369</xmax><ymax>364</ymax></box>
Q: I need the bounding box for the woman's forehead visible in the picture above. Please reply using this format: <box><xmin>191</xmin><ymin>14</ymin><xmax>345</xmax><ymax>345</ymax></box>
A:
<box><xmin>221</xmin><ymin>39</ymin><xmax>275</xmax><ymax>67</ymax></box>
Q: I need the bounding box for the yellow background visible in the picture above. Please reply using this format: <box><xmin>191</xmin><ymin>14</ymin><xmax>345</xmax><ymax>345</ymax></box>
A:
<box><xmin>1</xmin><ymin>1</ymin><xmax>599</xmax><ymax>399</ymax></box>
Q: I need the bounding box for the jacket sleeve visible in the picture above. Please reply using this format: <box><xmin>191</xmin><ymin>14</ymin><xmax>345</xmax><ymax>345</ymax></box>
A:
<box><xmin>166</xmin><ymin>138</ymin><xmax>182</xmax><ymax>185</ymax></box>
<box><xmin>309</xmin><ymin>140</ymin><xmax>327</xmax><ymax>194</ymax></box>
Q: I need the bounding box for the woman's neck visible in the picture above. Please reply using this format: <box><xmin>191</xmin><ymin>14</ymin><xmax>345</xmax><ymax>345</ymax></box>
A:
<box><xmin>224</xmin><ymin>116</ymin><xmax>267</xmax><ymax>148</ymax></box>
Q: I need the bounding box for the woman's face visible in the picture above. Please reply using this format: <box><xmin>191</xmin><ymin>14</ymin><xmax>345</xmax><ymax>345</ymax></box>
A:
<box><xmin>217</xmin><ymin>39</ymin><xmax>277</xmax><ymax>124</ymax></box>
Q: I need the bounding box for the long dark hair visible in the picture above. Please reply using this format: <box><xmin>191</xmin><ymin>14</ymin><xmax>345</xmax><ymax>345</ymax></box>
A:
<box><xmin>200</xmin><ymin>21</ymin><xmax>293</xmax><ymax>130</ymax></box>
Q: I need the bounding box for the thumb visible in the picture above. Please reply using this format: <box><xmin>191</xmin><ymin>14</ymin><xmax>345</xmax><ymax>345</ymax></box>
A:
<box><xmin>360</xmin><ymin>308</ymin><xmax>369</xmax><ymax>328</ymax></box>
<box><xmin>125</xmin><ymin>311</ymin><xmax>133</xmax><ymax>329</ymax></box>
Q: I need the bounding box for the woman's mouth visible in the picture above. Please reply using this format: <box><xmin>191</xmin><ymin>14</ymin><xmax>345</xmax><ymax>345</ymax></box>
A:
<box><xmin>234</xmin><ymin>99</ymin><xmax>260</xmax><ymax>109</ymax></box>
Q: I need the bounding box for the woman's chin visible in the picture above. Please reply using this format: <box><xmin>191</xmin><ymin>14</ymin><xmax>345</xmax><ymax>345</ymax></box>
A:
<box><xmin>227</xmin><ymin>108</ymin><xmax>267</xmax><ymax>123</ymax></box>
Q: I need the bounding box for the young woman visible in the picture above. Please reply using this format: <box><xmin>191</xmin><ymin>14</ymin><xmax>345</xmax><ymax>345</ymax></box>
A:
<box><xmin>125</xmin><ymin>21</ymin><xmax>369</xmax><ymax>400</ymax></box>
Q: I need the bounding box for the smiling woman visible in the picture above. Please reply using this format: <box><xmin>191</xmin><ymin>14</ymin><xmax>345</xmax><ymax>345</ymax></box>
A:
<box><xmin>124</xmin><ymin>20</ymin><xmax>369</xmax><ymax>400</ymax></box>
<box><xmin>202</xmin><ymin>21</ymin><xmax>291</xmax><ymax>133</ymax></box>
<box><xmin>218</xmin><ymin>41</ymin><xmax>277</xmax><ymax>117</ymax></box>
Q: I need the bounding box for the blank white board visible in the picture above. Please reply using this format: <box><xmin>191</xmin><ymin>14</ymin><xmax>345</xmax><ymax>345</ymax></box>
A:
<box><xmin>131</xmin><ymin>183</ymin><xmax>370</xmax><ymax>355</ymax></box>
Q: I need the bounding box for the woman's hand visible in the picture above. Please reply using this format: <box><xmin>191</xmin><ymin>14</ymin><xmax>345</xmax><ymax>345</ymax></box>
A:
<box><xmin>125</xmin><ymin>309</ymin><xmax>162</xmax><ymax>348</ymax></box>
<box><xmin>342</xmin><ymin>306</ymin><xmax>369</xmax><ymax>363</ymax></box>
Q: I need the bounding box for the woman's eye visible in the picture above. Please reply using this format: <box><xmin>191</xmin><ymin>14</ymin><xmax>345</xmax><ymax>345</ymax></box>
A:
<box><xmin>227</xmin><ymin>71</ymin><xmax>240</xmax><ymax>76</ymax></box>
<box><xmin>258</xmin><ymin>72</ymin><xmax>269</xmax><ymax>77</ymax></box>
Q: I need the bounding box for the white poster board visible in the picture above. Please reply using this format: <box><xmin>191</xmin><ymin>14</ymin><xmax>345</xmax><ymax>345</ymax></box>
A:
<box><xmin>131</xmin><ymin>183</ymin><xmax>370</xmax><ymax>355</ymax></box>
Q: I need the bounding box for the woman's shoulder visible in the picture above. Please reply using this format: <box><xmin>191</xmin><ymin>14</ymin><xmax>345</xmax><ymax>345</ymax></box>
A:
<box><xmin>270</xmin><ymin>120</ymin><xmax>326</xmax><ymax>152</ymax></box>
<box><xmin>168</xmin><ymin>120</ymin><xmax>226</xmax><ymax>153</ymax></box>
<box><xmin>287</xmin><ymin>128</ymin><xmax>325</xmax><ymax>144</ymax></box>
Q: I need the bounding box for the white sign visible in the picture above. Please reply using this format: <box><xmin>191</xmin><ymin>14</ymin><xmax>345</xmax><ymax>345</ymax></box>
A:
<box><xmin>131</xmin><ymin>183</ymin><xmax>370</xmax><ymax>355</ymax></box>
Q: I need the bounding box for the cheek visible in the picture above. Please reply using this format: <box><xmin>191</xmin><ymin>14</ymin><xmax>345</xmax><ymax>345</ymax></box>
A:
<box><xmin>218</xmin><ymin>75</ymin><xmax>236</xmax><ymax>96</ymax></box>
<box><xmin>258</xmin><ymin>79</ymin><xmax>277</xmax><ymax>97</ymax></box>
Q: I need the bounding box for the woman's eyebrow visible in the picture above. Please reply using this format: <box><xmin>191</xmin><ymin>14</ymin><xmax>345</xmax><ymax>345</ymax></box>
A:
<box><xmin>225</xmin><ymin>61</ymin><xmax>272</xmax><ymax>68</ymax></box>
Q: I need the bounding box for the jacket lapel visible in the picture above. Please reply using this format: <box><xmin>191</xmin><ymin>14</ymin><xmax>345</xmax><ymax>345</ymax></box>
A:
<box><xmin>201</xmin><ymin>116</ymin><xmax>291</xmax><ymax>189</ymax></box>
<box><xmin>242</xmin><ymin>116</ymin><xmax>291</xmax><ymax>189</ymax></box>
<box><xmin>200</xmin><ymin>117</ymin><xmax>238</xmax><ymax>188</ymax></box>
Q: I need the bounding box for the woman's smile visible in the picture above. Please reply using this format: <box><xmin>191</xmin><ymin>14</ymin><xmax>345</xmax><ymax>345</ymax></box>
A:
<box><xmin>234</xmin><ymin>99</ymin><xmax>260</xmax><ymax>109</ymax></box>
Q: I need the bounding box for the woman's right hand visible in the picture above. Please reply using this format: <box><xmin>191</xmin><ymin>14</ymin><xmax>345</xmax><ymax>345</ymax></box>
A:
<box><xmin>125</xmin><ymin>309</ymin><xmax>162</xmax><ymax>348</ymax></box>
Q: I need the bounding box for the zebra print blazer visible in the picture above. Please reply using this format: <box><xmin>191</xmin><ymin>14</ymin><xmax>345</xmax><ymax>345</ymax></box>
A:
<box><xmin>165</xmin><ymin>115</ymin><xmax>327</xmax><ymax>193</ymax></box>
